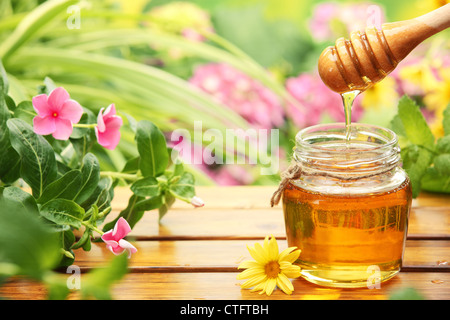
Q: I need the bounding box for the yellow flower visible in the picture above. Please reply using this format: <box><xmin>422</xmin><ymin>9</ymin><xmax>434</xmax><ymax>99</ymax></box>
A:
<box><xmin>361</xmin><ymin>76</ymin><xmax>399</xmax><ymax>110</ymax></box>
<box><xmin>147</xmin><ymin>2</ymin><xmax>213</xmax><ymax>37</ymax></box>
<box><xmin>399</xmin><ymin>60</ymin><xmax>441</xmax><ymax>93</ymax></box>
<box><xmin>237</xmin><ymin>235</ymin><xmax>301</xmax><ymax>296</ymax></box>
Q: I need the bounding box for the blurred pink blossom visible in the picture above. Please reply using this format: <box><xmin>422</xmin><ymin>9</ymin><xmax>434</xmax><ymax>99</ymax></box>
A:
<box><xmin>189</xmin><ymin>63</ymin><xmax>285</xmax><ymax>129</ymax></box>
<box><xmin>32</xmin><ymin>87</ymin><xmax>83</xmax><ymax>140</ymax></box>
<box><xmin>309</xmin><ymin>2</ymin><xmax>340</xmax><ymax>41</ymax></box>
<box><xmin>309</xmin><ymin>2</ymin><xmax>385</xmax><ymax>42</ymax></box>
<box><xmin>285</xmin><ymin>73</ymin><xmax>364</xmax><ymax>128</ymax></box>
<box><xmin>95</xmin><ymin>104</ymin><xmax>123</xmax><ymax>150</ymax></box>
<box><xmin>102</xmin><ymin>217</ymin><xmax>137</xmax><ymax>258</ymax></box>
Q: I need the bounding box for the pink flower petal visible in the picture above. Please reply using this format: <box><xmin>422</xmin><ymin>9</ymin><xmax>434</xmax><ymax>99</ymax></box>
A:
<box><xmin>52</xmin><ymin>117</ymin><xmax>73</xmax><ymax>140</ymax></box>
<box><xmin>105</xmin><ymin>115</ymin><xmax>123</xmax><ymax>129</ymax></box>
<box><xmin>33</xmin><ymin>116</ymin><xmax>56</xmax><ymax>135</ymax></box>
<box><xmin>96</xmin><ymin>128</ymin><xmax>121</xmax><ymax>150</ymax></box>
<box><xmin>59</xmin><ymin>99</ymin><xmax>83</xmax><ymax>124</ymax></box>
<box><xmin>111</xmin><ymin>217</ymin><xmax>132</xmax><ymax>240</ymax></box>
<box><xmin>118</xmin><ymin>239</ymin><xmax>138</xmax><ymax>258</ymax></box>
<box><xmin>48</xmin><ymin>87</ymin><xmax>70</xmax><ymax>110</ymax></box>
<box><xmin>97</xmin><ymin>108</ymin><xmax>106</xmax><ymax>132</ymax></box>
<box><xmin>106</xmin><ymin>243</ymin><xmax>124</xmax><ymax>255</ymax></box>
<box><xmin>101</xmin><ymin>230</ymin><xmax>116</xmax><ymax>242</ymax></box>
<box><xmin>32</xmin><ymin>94</ymin><xmax>52</xmax><ymax>117</ymax></box>
<box><xmin>103</xmin><ymin>104</ymin><xmax>117</xmax><ymax>119</ymax></box>
<box><xmin>191</xmin><ymin>196</ymin><xmax>205</xmax><ymax>208</ymax></box>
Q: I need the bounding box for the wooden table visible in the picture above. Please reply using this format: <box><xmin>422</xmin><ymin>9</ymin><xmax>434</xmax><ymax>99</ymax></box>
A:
<box><xmin>1</xmin><ymin>186</ymin><xmax>449</xmax><ymax>301</ymax></box>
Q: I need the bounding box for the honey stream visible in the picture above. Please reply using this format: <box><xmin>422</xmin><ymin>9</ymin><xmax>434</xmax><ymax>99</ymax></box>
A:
<box><xmin>341</xmin><ymin>90</ymin><xmax>361</xmax><ymax>142</ymax></box>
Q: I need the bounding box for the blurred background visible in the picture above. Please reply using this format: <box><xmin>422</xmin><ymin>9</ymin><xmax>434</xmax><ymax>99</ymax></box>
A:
<box><xmin>1</xmin><ymin>0</ymin><xmax>449</xmax><ymax>186</ymax></box>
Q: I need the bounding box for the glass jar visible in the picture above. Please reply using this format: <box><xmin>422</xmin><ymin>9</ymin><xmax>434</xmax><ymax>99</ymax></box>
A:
<box><xmin>282</xmin><ymin>123</ymin><xmax>412</xmax><ymax>288</ymax></box>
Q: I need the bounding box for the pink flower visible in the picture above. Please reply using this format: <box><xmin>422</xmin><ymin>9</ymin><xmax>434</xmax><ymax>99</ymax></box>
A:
<box><xmin>309</xmin><ymin>2</ymin><xmax>385</xmax><ymax>42</ymax></box>
<box><xmin>101</xmin><ymin>217</ymin><xmax>137</xmax><ymax>258</ymax></box>
<box><xmin>309</xmin><ymin>3</ymin><xmax>339</xmax><ymax>41</ymax></box>
<box><xmin>189</xmin><ymin>63</ymin><xmax>284</xmax><ymax>129</ymax></box>
<box><xmin>190</xmin><ymin>196</ymin><xmax>205</xmax><ymax>208</ymax></box>
<box><xmin>95</xmin><ymin>104</ymin><xmax>123</xmax><ymax>150</ymax></box>
<box><xmin>32</xmin><ymin>87</ymin><xmax>83</xmax><ymax>140</ymax></box>
<box><xmin>286</xmin><ymin>72</ymin><xmax>364</xmax><ymax>128</ymax></box>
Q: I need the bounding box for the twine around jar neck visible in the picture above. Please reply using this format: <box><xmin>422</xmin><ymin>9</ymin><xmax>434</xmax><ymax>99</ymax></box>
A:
<box><xmin>270</xmin><ymin>162</ymin><xmax>302</xmax><ymax>207</ymax></box>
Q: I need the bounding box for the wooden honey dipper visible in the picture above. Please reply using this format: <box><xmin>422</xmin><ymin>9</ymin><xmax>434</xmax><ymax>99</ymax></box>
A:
<box><xmin>318</xmin><ymin>4</ymin><xmax>450</xmax><ymax>93</ymax></box>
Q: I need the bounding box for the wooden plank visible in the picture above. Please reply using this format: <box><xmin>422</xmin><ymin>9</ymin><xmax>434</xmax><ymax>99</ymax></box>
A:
<box><xmin>70</xmin><ymin>240</ymin><xmax>450</xmax><ymax>272</ymax></box>
<box><xmin>102</xmin><ymin>206</ymin><xmax>450</xmax><ymax>240</ymax></box>
<box><xmin>111</xmin><ymin>187</ymin><xmax>450</xmax><ymax>210</ymax></box>
<box><xmin>1</xmin><ymin>272</ymin><xmax>449</xmax><ymax>300</ymax></box>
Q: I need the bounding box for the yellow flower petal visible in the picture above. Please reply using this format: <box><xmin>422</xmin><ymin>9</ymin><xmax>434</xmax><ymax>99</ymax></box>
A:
<box><xmin>237</xmin><ymin>260</ymin><xmax>260</xmax><ymax>270</ymax></box>
<box><xmin>263</xmin><ymin>278</ymin><xmax>277</xmax><ymax>296</ymax></box>
<box><xmin>247</xmin><ymin>244</ymin><xmax>267</xmax><ymax>264</ymax></box>
<box><xmin>240</xmin><ymin>274</ymin><xmax>267</xmax><ymax>289</ymax></box>
<box><xmin>276</xmin><ymin>273</ymin><xmax>294</xmax><ymax>295</ymax></box>
<box><xmin>268</xmin><ymin>236</ymin><xmax>279</xmax><ymax>261</ymax></box>
<box><xmin>281</xmin><ymin>265</ymin><xmax>302</xmax><ymax>279</ymax></box>
<box><xmin>278</xmin><ymin>246</ymin><xmax>299</xmax><ymax>262</ymax></box>
<box><xmin>254</xmin><ymin>242</ymin><xmax>270</xmax><ymax>263</ymax></box>
<box><xmin>250</xmin><ymin>281</ymin><xmax>266</xmax><ymax>293</ymax></box>
<box><xmin>236</xmin><ymin>266</ymin><xmax>265</xmax><ymax>280</ymax></box>
<box><xmin>283</xmin><ymin>248</ymin><xmax>302</xmax><ymax>264</ymax></box>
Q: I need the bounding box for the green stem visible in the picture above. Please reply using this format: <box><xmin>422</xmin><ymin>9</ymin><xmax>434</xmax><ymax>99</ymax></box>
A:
<box><xmin>81</xmin><ymin>220</ymin><xmax>104</xmax><ymax>235</ymax></box>
<box><xmin>73</xmin><ymin>123</ymin><xmax>97</xmax><ymax>128</ymax></box>
<box><xmin>100</xmin><ymin>171</ymin><xmax>140</xmax><ymax>181</ymax></box>
<box><xmin>168</xmin><ymin>189</ymin><xmax>191</xmax><ymax>204</ymax></box>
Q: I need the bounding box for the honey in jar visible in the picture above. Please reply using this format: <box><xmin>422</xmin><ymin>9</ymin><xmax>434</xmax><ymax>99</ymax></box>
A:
<box><xmin>282</xmin><ymin>123</ymin><xmax>412</xmax><ymax>288</ymax></box>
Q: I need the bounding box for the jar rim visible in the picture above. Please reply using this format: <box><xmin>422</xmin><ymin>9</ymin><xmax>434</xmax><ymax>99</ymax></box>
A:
<box><xmin>295</xmin><ymin>122</ymin><xmax>398</xmax><ymax>151</ymax></box>
<box><xmin>293</xmin><ymin>123</ymin><xmax>401</xmax><ymax>177</ymax></box>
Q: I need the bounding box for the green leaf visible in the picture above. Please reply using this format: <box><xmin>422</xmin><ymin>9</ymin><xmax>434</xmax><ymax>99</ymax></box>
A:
<box><xmin>136</xmin><ymin>120</ymin><xmax>169</xmax><ymax>177</ymax></box>
<box><xmin>433</xmin><ymin>154</ymin><xmax>450</xmax><ymax>176</ymax></box>
<box><xmin>0</xmin><ymin>194</ymin><xmax>61</xmax><ymax>279</ymax></box>
<box><xmin>169</xmin><ymin>172</ymin><xmax>196</xmax><ymax>200</ymax></box>
<box><xmin>71</xmin><ymin>227</ymin><xmax>92</xmax><ymax>250</ymax></box>
<box><xmin>103</xmin><ymin>194</ymin><xmax>144</xmax><ymax>231</ymax></box>
<box><xmin>130</xmin><ymin>176</ymin><xmax>160</xmax><ymax>197</ymax></box>
<box><xmin>74</xmin><ymin>153</ymin><xmax>100</xmax><ymax>204</ymax></box>
<box><xmin>172</xmin><ymin>158</ymin><xmax>184</xmax><ymax>178</ymax></box>
<box><xmin>40</xmin><ymin>199</ymin><xmax>85</xmax><ymax>229</ymax></box>
<box><xmin>389</xmin><ymin>287</ymin><xmax>425</xmax><ymax>300</ymax></box>
<box><xmin>401</xmin><ymin>145</ymin><xmax>434</xmax><ymax>198</ymax></box>
<box><xmin>80</xmin><ymin>253</ymin><xmax>129</xmax><ymax>300</ymax></box>
<box><xmin>0</xmin><ymin>0</ymin><xmax>79</xmax><ymax>61</ymax></box>
<box><xmin>0</xmin><ymin>186</ymin><xmax>39</xmax><ymax>216</ymax></box>
<box><xmin>436</xmin><ymin>135</ymin><xmax>450</xmax><ymax>154</ymax></box>
<box><xmin>443</xmin><ymin>103</ymin><xmax>450</xmax><ymax>136</ymax></box>
<box><xmin>121</xmin><ymin>156</ymin><xmax>140</xmax><ymax>174</ymax></box>
<box><xmin>397</xmin><ymin>95</ymin><xmax>435</xmax><ymax>148</ymax></box>
<box><xmin>37</xmin><ymin>76</ymin><xmax>57</xmax><ymax>95</ymax></box>
<box><xmin>37</xmin><ymin>169</ymin><xmax>82</xmax><ymax>204</ymax></box>
<box><xmin>421</xmin><ymin>167</ymin><xmax>450</xmax><ymax>194</ymax></box>
<box><xmin>13</xmin><ymin>100</ymin><xmax>35</xmax><ymax>124</ymax></box>
<box><xmin>0</xmin><ymin>59</ymin><xmax>8</xmax><ymax>94</ymax></box>
<box><xmin>80</xmin><ymin>177</ymin><xmax>115</xmax><ymax>215</ymax></box>
<box><xmin>134</xmin><ymin>194</ymin><xmax>163</xmax><ymax>212</ymax></box>
<box><xmin>0</xmin><ymin>100</ymin><xmax>20</xmax><ymax>183</ymax></box>
<box><xmin>7</xmin><ymin>118</ymin><xmax>57</xmax><ymax>198</ymax></box>
<box><xmin>58</xmin><ymin>229</ymin><xmax>76</xmax><ymax>267</ymax></box>
<box><xmin>158</xmin><ymin>192</ymin><xmax>175</xmax><ymax>221</ymax></box>
<box><xmin>389</xmin><ymin>114</ymin><xmax>406</xmax><ymax>138</ymax></box>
